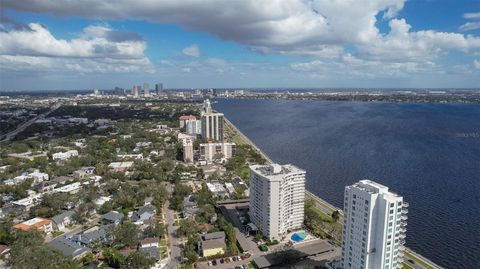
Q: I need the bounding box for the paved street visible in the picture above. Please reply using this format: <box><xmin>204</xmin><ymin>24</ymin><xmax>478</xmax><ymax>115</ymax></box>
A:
<box><xmin>0</xmin><ymin>103</ymin><xmax>61</xmax><ymax>144</ymax></box>
<box><xmin>164</xmin><ymin>181</ymin><xmax>183</xmax><ymax>269</ymax></box>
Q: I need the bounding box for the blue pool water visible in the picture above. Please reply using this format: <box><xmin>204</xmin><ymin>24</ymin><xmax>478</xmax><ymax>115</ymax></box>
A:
<box><xmin>291</xmin><ymin>232</ymin><xmax>307</xmax><ymax>242</ymax></box>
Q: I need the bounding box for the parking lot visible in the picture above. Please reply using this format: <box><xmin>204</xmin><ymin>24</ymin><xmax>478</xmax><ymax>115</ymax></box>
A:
<box><xmin>196</xmin><ymin>255</ymin><xmax>252</xmax><ymax>269</ymax></box>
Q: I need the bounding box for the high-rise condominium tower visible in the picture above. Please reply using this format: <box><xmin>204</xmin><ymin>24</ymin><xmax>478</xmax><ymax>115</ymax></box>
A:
<box><xmin>341</xmin><ymin>180</ymin><xmax>408</xmax><ymax>269</ymax></box>
<box><xmin>249</xmin><ymin>163</ymin><xmax>305</xmax><ymax>240</ymax></box>
<box><xmin>201</xmin><ymin>99</ymin><xmax>224</xmax><ymax>141</ymax></box>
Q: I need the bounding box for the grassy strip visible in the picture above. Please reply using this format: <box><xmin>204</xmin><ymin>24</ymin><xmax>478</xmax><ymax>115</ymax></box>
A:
<box><xmin>305</xmin><ymin>191</ymin><xmax>338</xmax><ymax>213</ymax></box>
<box><xmin>405</xmin><ymin>251</ymin><xmax>435</xmax><ymax>269</ymax></box>
<box><xmin>308</xmin><ymin>203</ymin><xmax>334</xmax><ymax>222</ymax></box>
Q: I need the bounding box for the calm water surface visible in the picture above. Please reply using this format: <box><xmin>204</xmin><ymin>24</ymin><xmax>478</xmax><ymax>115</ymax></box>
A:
<box><xmin>214</xmin><ymin>99</ymin><xmax>480</xmax><ymax>269</ymax></box>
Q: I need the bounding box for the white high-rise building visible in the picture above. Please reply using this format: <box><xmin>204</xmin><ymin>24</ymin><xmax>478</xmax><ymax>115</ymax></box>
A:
<box><xmin>199</xmin><ymin>142</ymin><xmax>236</xmax><ymax>162</ymax></box>
<box><xmin>201</xmin><ymin>99</ymin><xmax>224</xmax><ymax>141</ymax></box>
<box><xmin>182</xmin><ymin>138</ymin><xmax>194</xmax><ymax>163</ymax></box>
<box><xmin>186</xmin><ymin>119</ymin><xmax>202</xmax><ymax>135</ymax></box>
<box><xmin>341</xmin><ymin>180</ymin><xmax>408</xmax><ymax>269</ymax></box>
<box><xmin>249</xmin><ymin>163</ymin><xmax>305</xmax><ymax>240</ymax></box>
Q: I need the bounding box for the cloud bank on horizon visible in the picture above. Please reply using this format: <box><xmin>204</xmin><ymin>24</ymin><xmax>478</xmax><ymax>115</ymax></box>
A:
<box><xmin>0</xmin><ymin>0</ymin><xmax>479</xmax><ymax>89</ymax></box>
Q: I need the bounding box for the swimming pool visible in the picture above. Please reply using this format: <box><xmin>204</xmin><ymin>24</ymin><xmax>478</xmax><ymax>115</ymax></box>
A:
<box><xmin>291</xmin><ymin>232</ymin><xmax>307</xmax><ymax>242</ymax></box>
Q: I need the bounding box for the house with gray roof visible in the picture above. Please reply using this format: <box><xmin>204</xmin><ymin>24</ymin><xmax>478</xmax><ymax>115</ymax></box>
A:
<box><xmin>139</xmin><ymin>246</ymin><xmax>161</xmax><ymax>261</ymax></box>
<box><xmin>52</xmin><ymin>210</ymin><xmax>75</xmax><ymax>231</ymax></box>
<box><xmin>130</xmin><ymin>205</ymin><xmax>155</xmax><ymax>224</ymax></box>
<box><xmin>71</xmin><ymin>225</ymin><xmax>113</xmax><ymax>248</ymax></box>
<box><xmin>48</xmin><ymin>237</ymin><xmax>90</xmax><ymax>260</ymax></box>
<box><xmin>102</xmin><ymin>211</ymin><xmax>124</xmax><ymax>225</ymax></box>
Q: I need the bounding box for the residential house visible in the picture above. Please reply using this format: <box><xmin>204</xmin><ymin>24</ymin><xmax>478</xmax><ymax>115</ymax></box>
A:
<box><xmin>52</xmin><ymin>210</ymin><xmax>75</xmax><ymax>231</ymax></box>
<box><xmin>102</xmin><ymin>211</ymin><xmax>124</xmax><ymax>225</ymax></box>
<box><xmin>35</xmin><ymin>181</ymin><xmax>58</xmax><ymax>193</ymax></box>
<box><xmin>71</xmin><ymin>225</ymin><xmax>112</xmax><ymax>248</ymax></box>
<box><xmin>131</xmin><ymin>205</ymin><xmax>155</xmax><ymax>225</ymax></box>
<box><xmin>198</xmin><ymin>231</ymin><xmax>226</xmax><ymax>258</ymax></box>
<box><xmin>73</xmin><ymin>167</ymin><xmax>95</xmax><ymax>179</ymax></box>
<box><xmin>139</xmin><ymin>247</ymin><xmax>161</xmax><ymax>261</ymax></box>
<box><xmin>48</xmin><ymin>237</ymin><xmax>90</xmax><ymax>259</ymax></box>
<box><xmin>140</xmin><ymin>237</ymin><xmax>159</xmax><ymax>248</ymax></box>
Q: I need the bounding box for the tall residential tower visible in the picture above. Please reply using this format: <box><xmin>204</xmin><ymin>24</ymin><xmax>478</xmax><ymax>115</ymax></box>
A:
<box><xmin>249</xmin><ymin>163</ymin><xmax>305</xmax><ymax>240</ymax></box>
<box><xmin>201</xmin><ymin>99</ymin><xmax>224</xmax><ymax>141</ymax></box>
<box><xmin>341</xmin><ymin>180</ymin><xmax>408</xmax><ymax>269</ymax></box>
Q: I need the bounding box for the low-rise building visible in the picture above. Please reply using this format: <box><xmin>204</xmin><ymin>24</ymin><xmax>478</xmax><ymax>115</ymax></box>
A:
<box><xmin>108</xmin><ymin>161</ymin><xmax>134</xmax><ymax>173</ymax></box>
<box><xmin>232</xmin><ymin>177</ymin><xmax>250</xmax><ymax>197</ymax></box>
<box><xmin>12</xmin><ymin>194</ymin><xmax>43</xmax><ymax>211</ymax></box>
<box><xmin>140</xmin><ymin>237</ymin><xmax>159</xmax><ymax>248</ymax></box>
<box><xmin>52</xmin><ymin>210</ymin><xmax>75</xmax><ymax>231</ymax></box>
<box><xmin>198</xmin><ymin>232</ymin><xmax>226</xmax><ymax>258</ymax></box>
<box><xmin>102</xmin><ymin>211</ymin><xmax>124</xmax><ymax>225</ymax></box>
<box><xmin>52</xmin><ymin>150</ymin><xmax>79</xmax><ymax>161</ymax></box>
<box><xmin>29</xmin><ymin>170</ymin><xmax>49</xmax><ymax>183</ymax></box>
<box><xmin>131</xmin><ymin>205</ymin><xmax>156</xmax><ymax>225</ymax></box>
<box><xmin>206</xmin><ymin>182</ymin><xmax>229</xmax><ymax>198</ymax></box>
<box><xmin>71</xmin><ymin>225</ymin><xmax>112</xmax><ymax>247</ymax></box>
<box><xmin>139</xmin><ymin>246</ymin><xmax>161</xmax><ymax>261</ymax></box>
<box><xmin>13</xmin><ymin>217</ymin><xmax>53</xmax><ymax>234</ymax></box>
<box><xmin>34</xmin><ymin>181</ymin><xmax>58</xmax><ymax>193</ymax></box>
<box><xmin>54</xmin><ymin>182</ymin><xmax>82</xmax><ymax>194</ymax></box>
<box><xmin>48</xmin><ymin>237</ymin><xmax>90</xmax><ymax>260</ymax></box>
<box><xmin>73</xmin><ymin>167</ymin><xmax>95</xmax><ymax>179</ymax></box>
<box><xmin>117</xmin><ymin>153</ymin><xmax>143</xmax><ymax>160</ymax></box>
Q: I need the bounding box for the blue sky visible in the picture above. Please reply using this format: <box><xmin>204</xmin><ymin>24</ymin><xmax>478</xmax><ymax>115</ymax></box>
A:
<box><xmin>1</xmin><ymin>0</ymin><xmax>479</xmax><ymax>90</ymax></box>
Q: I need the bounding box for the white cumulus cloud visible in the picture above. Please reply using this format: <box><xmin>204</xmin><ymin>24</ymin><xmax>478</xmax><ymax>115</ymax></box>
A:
<box><xmin>182</xmin><ymin>44</ymin><xmax>200</xmax><ymax>57</ymax></box>
<box><xmin>0</xmin><ymin>22</ymin><xmax>153</xmax><ymax>73</ymax></box>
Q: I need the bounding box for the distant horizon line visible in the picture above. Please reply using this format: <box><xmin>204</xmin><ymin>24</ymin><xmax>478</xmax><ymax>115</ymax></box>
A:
<box><xmin>1</xmin><ymin>87</ymin><xmax>480</xmax><ymax>93</ymax></box>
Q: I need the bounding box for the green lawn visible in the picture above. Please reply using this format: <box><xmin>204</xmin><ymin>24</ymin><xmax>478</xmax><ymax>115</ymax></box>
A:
<box><xmin>405</xmin><ymin>252</ymin><xmax>435</xmax><ymax>269</ymax></box>
<box><xmin>308</xmin><ymin>204</ymin><xmax>334</xmax><ymax>222</ymax></box>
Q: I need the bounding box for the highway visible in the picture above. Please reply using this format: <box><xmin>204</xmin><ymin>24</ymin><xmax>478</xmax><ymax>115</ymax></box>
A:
<box><xmin>0</xmin><ymin>103</ymin><xmax>61</xmax><ymax>144</ymax></box>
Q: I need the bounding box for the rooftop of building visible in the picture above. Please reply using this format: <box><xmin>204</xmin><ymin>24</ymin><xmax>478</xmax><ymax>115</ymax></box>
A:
<box><xmin>349</xmin><ymin>179</ymin><xmax>402</xmax><ymax>199</ymax></box>
<box><xmin>13</xmin><ymin>217</ymin><xmax>51</xmax><ymax>231</ymax></box>
<box><xmin>251</xmin><ymin>163</ymin><xmax>305</xmax><ymax>177</ymax></box>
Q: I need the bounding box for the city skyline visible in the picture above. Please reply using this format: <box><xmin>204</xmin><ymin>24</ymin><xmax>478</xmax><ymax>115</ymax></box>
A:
<box><xmin>1</xmin><ymin>0</ymin><xmax>480</xmax><ymax>90</ymax></box>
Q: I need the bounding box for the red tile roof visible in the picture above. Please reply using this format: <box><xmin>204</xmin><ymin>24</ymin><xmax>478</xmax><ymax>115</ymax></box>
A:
<box><xmin>179</xmin><ymin>115</ymin><xmax>196</xmax><ymax>120</ymax></box>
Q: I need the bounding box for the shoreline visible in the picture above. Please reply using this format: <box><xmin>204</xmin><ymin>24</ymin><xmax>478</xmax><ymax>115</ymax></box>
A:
<box><xmin>224</xmin><ymin>116</ymin><xmax>443</xmax><ymax>269</ymax></box>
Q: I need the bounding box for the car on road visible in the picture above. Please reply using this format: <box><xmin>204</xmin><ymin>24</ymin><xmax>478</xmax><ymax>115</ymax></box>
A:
<box><xmin>408</xmin><ymin>259</ymin><xmax>416</xmax><ymax>264</ymax></box>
